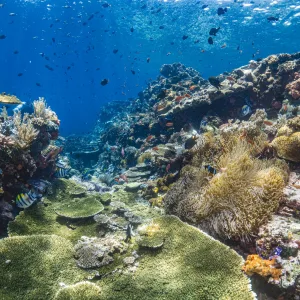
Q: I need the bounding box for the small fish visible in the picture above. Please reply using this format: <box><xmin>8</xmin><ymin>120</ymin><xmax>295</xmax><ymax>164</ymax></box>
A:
<box><xmin>102</xmin><ymin>3</ymin><xmax>110</xmax><ymax>8</ymax></box>
<box><xmin>166</xmin><ymin>163</ymin><xmax>171</xmax><ymax>173</ymax></box>
<box><xmin>240</xmin><ymin>105</ymin><xmax>252</xmax><ymax>117</ymax></box>
<box><xmin>88</xmin><ymin>14</ymin><xmax>94</xmax><ymax>21</ymax></box>
<box><xmin>13</xmin><ymin>50</ymin><xmax>19</xmax><ymax>54</ymax></box>
<box><xmin>36</xmin><ymin>83</ymin><xmax>41</xmax><ymax>87</ymax></box>
<box><xmin>52</xmin><ymin>37</ymin><xmax>55</xmax><ymax>43</ymax></box>
<box><xmin>146</xmin><ymin>135</ymin><xmax>154</xmax><ymax>142</ymax></box>
<box><xmin>204</xmin><ymin>165</ymin><xmax>217</xmax><ymax>175</ymax></box>
<box><xmin>182</xmin><ymin>35</ymin><xmax>188</xmax><ymax>40</ymax></box>
<box><xmin>267</xmin><ymin>16</ymin><xmax>279</xmax><ymax>22</ymax></box>
<box><xmin>113</xmin><ymin>49</ymin><xmax>118</xmax><ymax>54</ymax></box>
<box><xmin>146</xmin><ymin>57</ymin><xmax>150</xmax><ymax>63</ymax></box>
<box><xmin>101</xmin><ymin>78</ymin><xmax>109</xmax><ymax>86</ymax></box>
<box><xmin>119</xmin><ymin>173</ymin><xmax>128</xmax><ymax>183</ymax></box>
<box><xmin>221</xmin><ymin>43</ymin><xmax>226</xmax><ymax>48</ymax></box>
<box><xmin>17</xmin><ymin>73</ymin><xmax>23</xmax><ymax>77</ymax></box>
<box><xmin>159</xmin><ymin>25</ymin><xmax>164</xmax><ymax>29</ymax></box>
<box><xmin>9</xmin><ymin>13</ymin><xmax>16</xmax><ymax>16</ymax></box>
<box><xmin>208</xmin><ymin>76</ymin><xmax>221</xmax><ymax>89</ymax></box>
<box><xmin>208</xmin><ymin>37</ymin><xmax>213</xmax><ymax>45</ymax></box>
<box><xmin>131</xmin><ymin>70</ymin><xmax>135</xmax><ymax>75</ymax></box>
<box><xmin>152</xmin><ymin>146</ymin><xmax>159</xmax><ymax>151</ymax></box>
<box><xmin>263</xmin><ymin>120</ymin><xmax>273</xmax><ymax>126</ymax></box>
<box><xmin>209</xmin><ymin>27</ymin><xmax>220</xmax><ymax>36</ymax></box>
<box><xmin>0</xmin><ymin>35</ymin><xmax>6</xmax><ymax>40</ymax></box>
<box><xmin>16</xmin><ymin>191</ymin><xmax>39</xmax><ymax>209</ymax></box>
<box><xmin>55</xmin><ymin>166</ymin><xmax>70</xmax><ymax>178</ymax></box>
<box><xmin>166</xmin><ymin>122</ymin><xmax>174</xmax><ymax>127</ymax></box>
<box><xmin>121</xmin><ymin>147</ymin><xmax>125</xmax><ymax>157</ymax></box>
<box><xmin>130</xmin><ymin>27</ymin><xmax>134</xmax><ymax>32</ymax></box>
<box><xmin>189</xmin><ymin>85</ymin><xmax>198</xmax><ymax>91</ymax></box>
<box><xmin>202</xmin><ymin>4</ymin><xmax>208</xmax><ymax>9</ymax></box>
<box><xmin>217</xmin><ymin>7</ymin><xmax>227</xmax><ymax>16</ymax></box>
<box><xmin>125</xmin><ymin>223</ymin><xmax>134</xmax><ymax>242</ymax></box>
<box><xmin>45</xmin><ymin>65</ymin><xmax>54</xmax><ymax>71</ymax></box>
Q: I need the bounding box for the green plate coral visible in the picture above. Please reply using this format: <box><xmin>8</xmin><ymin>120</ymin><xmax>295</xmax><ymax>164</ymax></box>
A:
<box><xmin>0</xmin><ymin>235</ymin><xmax>85</xmax><ymax>300</ymax></box>
<box><xmin>55</xmin><ymin>196</ymin><xmax>104</xmax><ymax>219</ymax></box>
<box><xmin>97</xmin><ymin>216</ymin><xmax>255</xmax><ymax>300</ymax></box>
<box><xmin>54</xmin><ymin>282</ymin><xmax>101</xmax><ymax>300</ymax></box>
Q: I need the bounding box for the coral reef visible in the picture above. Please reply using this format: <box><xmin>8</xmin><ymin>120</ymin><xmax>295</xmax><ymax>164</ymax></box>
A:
<box><xmin>4</xmin><ymin>53</ymin><xmax>300</xmax><ymax>299</ymax></box>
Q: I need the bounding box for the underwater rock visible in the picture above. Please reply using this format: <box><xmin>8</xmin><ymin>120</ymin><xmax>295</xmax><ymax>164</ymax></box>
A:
<box><xmin>0</xmin><ymin>200</ymin><xmax>14</xmax><ymax>235</ymax></box>
<box><xmin>54</xmin><ymin>282</ymin><xmax>102</xmax><ymax>300</ymax></box>
<box><xmin>0</xmin><ymin>234</ymin><xmax>85</xmax><ymax>300</ymax></box>
<box><xmin>55</xmin><ymin>195</ymin><xmax>104</xmax><ymax>219</ymax></box>
<box><xmin>74</xmin><ymin>235</ymin><xmax>128</xmax><ymax>269</ymax></box>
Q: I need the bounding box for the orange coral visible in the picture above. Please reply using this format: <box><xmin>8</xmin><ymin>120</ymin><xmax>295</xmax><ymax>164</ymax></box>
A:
<box><xmin>242</xmin><ymin>254</ymin><xmax>282</xmax><ymax>281</ymax></box>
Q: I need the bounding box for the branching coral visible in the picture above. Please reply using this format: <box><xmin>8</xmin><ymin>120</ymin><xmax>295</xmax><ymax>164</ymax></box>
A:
<box><xmin>242</xmin><ymin>254</ymin><xmax>282</xmax><ymax>282</ymax></box>
<box><xmin>12</xmin><ymin>111</ymin><xmax>39</xmax><ymax>149</ymax></box>
<box><xmin>0</xmin><ymin>106</ymin><xmax>8</xmax><ymax>121</ymax></box>
<box><xmin>33</xmin><ymin>97</ymin><xmax>59</xmax><ymax>125</ymax></box>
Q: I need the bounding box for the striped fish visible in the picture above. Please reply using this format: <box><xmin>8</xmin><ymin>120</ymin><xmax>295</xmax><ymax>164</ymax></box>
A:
<box><xmin>55</xmin><ymin>166</ymin><xmax>70</xmax><ymax>178</ymax></box>
<box><xmin>16</xmin><ymin>190</ymin><xmax>39</xmax><ymax>209</ymax></box>
<box><xmin>204</xmin><ymin>165</ymin><xmax>217</xmax><ymax>175</ymax></box>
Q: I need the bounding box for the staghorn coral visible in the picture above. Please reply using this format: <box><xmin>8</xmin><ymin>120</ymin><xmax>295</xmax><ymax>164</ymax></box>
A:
<box><xmin>12</xmin><ymin>111</ymin><xmax>39</xmax><ymax>149</ymax></box>
<box><xmin>242</xmin><ymin>254</ymin><xmax>282</xmax><ymax>282</ymax></box>
<box><xmin>165</xmin><ymin>139</ymin><xmax>288</xmax><ymax>240</ymax></box>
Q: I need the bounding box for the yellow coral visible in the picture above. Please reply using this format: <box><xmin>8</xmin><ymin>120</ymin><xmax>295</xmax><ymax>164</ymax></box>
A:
<box><xmin>137</xmin><ymin>152</ymin><xmax>152</xmax><ymax>164</ymax></box>
<box><xmin>242</xmin><ymin>254</ymin><xmax>282</xmax><ymax>281</ymax></box>
<box><xmin>13</xmin><ymin>111</ymin><xmax>39</xmax><ymax>149</ymax></box>
<box><xmin>271</xmin><ymin>132</ymin><xmax>300</xmax><ymax>162</ymax></box>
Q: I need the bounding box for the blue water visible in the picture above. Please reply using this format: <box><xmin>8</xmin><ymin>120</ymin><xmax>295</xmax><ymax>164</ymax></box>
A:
<box><xmin>1</xmin><ymin>0</ymin><xmax>300</xmax><ymax>135</ymax></box>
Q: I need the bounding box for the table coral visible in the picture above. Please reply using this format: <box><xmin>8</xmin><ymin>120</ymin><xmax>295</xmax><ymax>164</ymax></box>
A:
<box><xmin>0</xmin><ymin>235</ymin><xmax>86</xmax><ymax>300</ymax></box>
